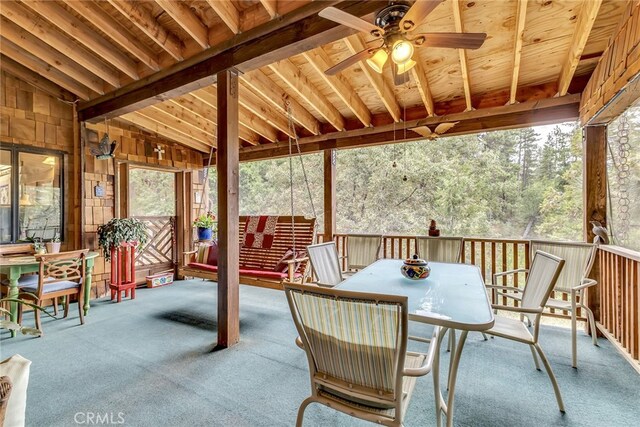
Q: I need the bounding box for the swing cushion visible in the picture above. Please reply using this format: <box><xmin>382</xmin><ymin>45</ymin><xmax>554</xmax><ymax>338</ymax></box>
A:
<box><xmin>196</xmin><ymin>242</ymin><xmax>218</xmax><ymax>266</ymax></box>
<box><xmin>187</xmin><ymin>263</ymin><xmax>303</xmax><ymax>280</ymax></box>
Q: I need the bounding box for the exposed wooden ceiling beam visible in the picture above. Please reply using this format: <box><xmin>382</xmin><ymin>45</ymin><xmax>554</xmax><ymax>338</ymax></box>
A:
<box><xmin>191</xmin><ymin>87</ymin><xmax>275</xmax><ymax>142</ymax></box>
<box><xmin>206</xmin><ymin>0</ymin><xmax>240</xmax><ymax>34</ymax></box>
<box><xmin>107</xmin><ymin>0</ymin><xmax>184</xmax><ymax>61</ymax></box>
<box><xmin>238</xmin><ymin>86</ymin><xmax>293</xmax><ymax>137</ymax></box>
<box><xmin>557</xmin><ymin>0</ymin><xmax>602</xmax><ymax>96</ymax></box>
<box><xmin>302</xmin><ymin>47</ymin><xmax>372</xmax><ymax>127</ymax></box>
<box><xmin>134</xmin><ymin>108</ymin><xmax>214</xmax><ymax>146</ymax></box>
<box><xmin>239</xmin><ymin>94</ymin><xmax>581</xmax><ymax>162</ymax></box>
<box><xmin>155</xmin><ymin>0</ymin><xmax>210</xmax><ymax>49</ymax></box>
<box><xmin>240</xmin><ymin>70</ymin><xmax>320</xmax><ymax>134</ymax></box>
<box><xmin>1</xmin><ymin>1</ymin><xmax>121</xmax><ymax>88</ymax></box>
<box><xmin>259</xmin><ymin>0</ymin><xmax>278</xmax><ymax>19</ymax></box>
<box><xmin>172</xmin><ymin>93</ymin><xmax>260</xmax><ymax>145</ymax></box>
<box><xmin>151</xmin><ymin>102</ymin><xmax>216</xmax><ymax>139</ymax></box>
<box><xmin>509</xmin><ymin>0</ymin><xmax>528</xmax><ymax>104</ymax></box>
<box><xmin>410</xmin><ymin>62</ymin><xmax>435</xmax><ymax>117</ymax></box>
<box><xmin>63</xmin><ymin>0</ymin><xmax>160</xmax><ymax>72</ymax></box>
<box><xmin>344</xmin><ymin>34</ymin><xmax>401</xmax><ymax>122</ymax></box>
<box><xmin>21</xmin><ymin>0</ymin><xmax>139</xmax><ymax>81</ymax></box>
<box><xmin>452</xmin><ymin>0</ymin><xmax>473</xmax><ymax>111</ymax></box>
<box><xmin>120</xmin><ymin>112</ymin><xmax>212</xmax><ymax>152</ymax></box>
<box><xmin>269</xmin><ymin>59</ymin><xmax>345</xmax><ymax>131</ymax></box>
<box><xmin>0</xmin><ymin>55</ymin><xmax>76</xmax><ymax>102</ymax></box>
<box><xmin>0</xmin><ymin>19</ymin><xmax>106</xmax><ymax>94</ymax></box>
<box><xmin>0</xmin><ymin>37</ymin><xmax>94</xmax><ymax>100</ymax></box>
<box><xmin>77</xmin><ymin>1</ymin><xmax>385</xmax><ymax>122</ymax></box>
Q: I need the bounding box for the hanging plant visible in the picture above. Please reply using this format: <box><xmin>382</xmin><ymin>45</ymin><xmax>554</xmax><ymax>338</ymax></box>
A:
<box><xmin>97</xmin><ymin>218</ymin><xmax>148</xmax><ymax>261</ymax></box>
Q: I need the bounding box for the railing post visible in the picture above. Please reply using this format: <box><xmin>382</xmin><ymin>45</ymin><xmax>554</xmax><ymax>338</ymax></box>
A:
<box><xmin>583</xmin><ymin>124</ymin><xmax>607</xmax><ymax>334</ymax></box>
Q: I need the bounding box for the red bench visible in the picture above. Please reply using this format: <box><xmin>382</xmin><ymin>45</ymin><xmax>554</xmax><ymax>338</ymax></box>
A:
<box><xmin>179</xmin><ymin>216</ymin><xmax>316</xmax><ymax>290</ymax></box>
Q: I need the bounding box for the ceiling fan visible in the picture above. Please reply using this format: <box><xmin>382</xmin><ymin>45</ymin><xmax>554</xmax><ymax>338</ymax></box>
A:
<box><xmin>319</xmin><ymin>0</ymin><xmax>487</xmax><ymax>85</ymax></box>
<box><xmin>411</xmin><ymin>122</ymin><xmax>459</xmax><ymax>139</ymax></box>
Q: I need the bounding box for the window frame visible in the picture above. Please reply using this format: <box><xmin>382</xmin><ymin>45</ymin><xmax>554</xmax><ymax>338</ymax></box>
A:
<box><xmin>0</xmin><ymin>142</ymin><xmax>66</xmax><ymax>244</ymax></box>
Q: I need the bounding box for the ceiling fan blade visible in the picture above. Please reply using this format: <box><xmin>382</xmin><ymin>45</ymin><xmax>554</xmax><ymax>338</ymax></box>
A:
<box><xmin>411</xmin><ymin>126</ymin><xmax>433</xmax><ymax>138</ymax></box>
<box><xmin>434</xmin><ymin>122</ymin><xmax>459</xmax><ymax>135</ymax></box>
<box><xmin>400</xmin><ymin>0</ymin><xmax>444</xmax><ymax>32</ymax></box>
<box><xmin>325</xmin><ymin>48</ymin><xmax>375</xmax><ymax>76</ymax></box>
<box><xmin>319</xmin><ymin>7</ymin><xmax>384</xmax><ymax>36</ymax></box>
<box><xmin>414</xmin><ymin>33</ymin><xmax>487</xmax><ymax>50</ymax></box>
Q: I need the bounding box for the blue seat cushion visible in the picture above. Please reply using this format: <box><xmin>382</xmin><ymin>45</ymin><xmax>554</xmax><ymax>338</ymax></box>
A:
<box><xmin>1</xmin><ymin>274</ymin><xmax>40</xmax><ymax>287</ymax></box>
<box><xmin>21</xmin><ymin>280</ymin><xmax>80</xmax><ymax>294</ymax></box>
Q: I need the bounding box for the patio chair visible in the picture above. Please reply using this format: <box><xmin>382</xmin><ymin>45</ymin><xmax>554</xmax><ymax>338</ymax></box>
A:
<box><xmin>345</xmin><ymin>234</ymin><xmax>382</xmax><ymax>273</ymax></box>
<box><xmin>285</xmin><ymin>283</ymin><xmax>441</xmax><ymax>427</ymax></box>
<box><xmin>485</xmin><ymin>250</ymin><xmax>566</xmax><ymax>412</ymax></box>
<box><xmin>17</xmin><ymin>250</ymin><xmax>88</xmax><ymax>335</ymax></box>
<box><xmin>306</xmin><ymin>242</ymin><xmax>344</xmax><ymax>287</ymax></box>
<box><xmin>415</xmin><ymin>236</ymin><xmax>464</xmax><ymax>263</ymax></box>
<box><xmin>494</xmin><ymin>241</ymin><xmax>597</xmax><ymax>368</ymax></box>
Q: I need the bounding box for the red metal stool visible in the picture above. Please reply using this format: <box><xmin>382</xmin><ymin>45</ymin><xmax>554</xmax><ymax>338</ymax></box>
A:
<box><xmin>109</xmin><ymin>242</ymin><xmax>137</xmax><ymax>302</ymax></box>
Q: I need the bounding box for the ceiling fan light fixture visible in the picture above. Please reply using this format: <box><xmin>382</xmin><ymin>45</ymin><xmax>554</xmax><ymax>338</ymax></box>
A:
<box><xmin>366</xmin><ymin>49</ymin><xmax>388</xmax><ymax>73</ymax></box>
<box><xmin>396</xmin><ymin>59</ymin><xmax>416</xmax><ymax>75</ymax></box>
<box><xmin>391</xmin><ymin>39</ymin><xmax>414</xmax><ymax>65</ymax></box>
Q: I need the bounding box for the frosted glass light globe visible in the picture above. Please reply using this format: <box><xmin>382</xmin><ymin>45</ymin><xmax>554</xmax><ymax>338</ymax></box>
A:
<box><xmin>391</xmin><ymin>40</ymin><xmax>414</xmax><ymax>64</ymax></box>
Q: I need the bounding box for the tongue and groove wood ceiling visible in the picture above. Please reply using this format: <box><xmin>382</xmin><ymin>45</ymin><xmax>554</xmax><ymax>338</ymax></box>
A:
<box><xmin>0</xmin><ymin>0</ymin><xmax>628</xmax><ymax>155</ymax></box>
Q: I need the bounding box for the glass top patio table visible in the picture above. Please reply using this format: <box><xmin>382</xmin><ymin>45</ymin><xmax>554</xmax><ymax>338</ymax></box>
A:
<box><xmin>337</xmin><ymin>259</ymin><xmax>495</xmax><ymax>331</ymax></box>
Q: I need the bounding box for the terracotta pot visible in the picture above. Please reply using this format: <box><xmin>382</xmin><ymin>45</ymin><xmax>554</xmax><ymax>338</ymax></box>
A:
<box><xmin>45</xmin><ymin>242</ymin><xmax>61</xmax><ymax>254</ymax></box>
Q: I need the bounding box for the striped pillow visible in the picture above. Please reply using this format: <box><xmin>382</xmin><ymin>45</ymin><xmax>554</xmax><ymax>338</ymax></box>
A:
<box><xmin>196</xmin><ymin>243</ymin><xmax>218</xmax><ymax>266</ymax></box>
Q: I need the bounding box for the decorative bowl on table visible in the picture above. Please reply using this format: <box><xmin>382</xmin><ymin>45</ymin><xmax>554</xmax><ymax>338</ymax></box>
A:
<box><xmin>400</xmin><ymin>255</ymin><xmax>430</xmax><ymax>280</ymax></box>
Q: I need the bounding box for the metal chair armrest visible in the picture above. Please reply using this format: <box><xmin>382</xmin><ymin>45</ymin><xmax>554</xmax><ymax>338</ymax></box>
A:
<box><xmin>492</xmin><ymin>268</ymin><xmax>528</xmax><ymax>280</ymax></box>
<box><xmin>491</xmin><ymin>304</ymin><xmax>543</xmax><ymax>314</ymax></box>
<box><xmin>485</xmin><ymin>285</ymin><xmax>523</xmax><ymax>293</ymax></box>
<box><xmin>573</xmin><ymin>278</ymin><xmax>597</xmax><ymax>291</ymax></box>
<box><xmin>295</xmin><ymin>336</ymin><xmax>304</xmax><ymax>349</ymax></box>
<box><xmin>403</xmin><ymin>327</ymin><xmax>441</xmax><ymax>377</ymax></box>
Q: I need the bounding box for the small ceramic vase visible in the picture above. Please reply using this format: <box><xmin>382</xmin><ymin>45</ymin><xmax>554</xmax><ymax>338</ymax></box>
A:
<box><xmin>401</xmin><ymin>255</ymin><xmax>430</xmax><ymax>280</ymax></box>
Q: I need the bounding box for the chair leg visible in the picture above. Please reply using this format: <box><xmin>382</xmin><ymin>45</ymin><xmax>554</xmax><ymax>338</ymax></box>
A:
<box><xmin>534</xmin><ymin>343</ymin><xmax>565</xmax><ymax>412</ymax></box>
<box><xmin>53</xmin><ymin>297</ymin><xmax>59</xmax><ymax>315</ymax></box>
<box><xmin>64</xmin><ymin>296</ymin><xmax>70</xmax><ymax>318</ymax></box>
<box><xmin>481</xmin><ymin>333</ymin><xmax>488</xmax><ymax>341</ymax></box>
<box><xmin>571</xmin><ymin>301</ymin><xmax>577</xmax><ymax>369</ymax></box>
<box><xmin>295</xmin><ymin>397</ymin><xmax>314</xmax><ymax>427</ymax></box>
<box><xmin>17</xmin><ymin>302</ymin><xmax>23</xmax><ymax>325</ymax></box>
<box><xmin>582</xmin><ymin>304</ymin><xmax>598</xmax><ymax>346</ymax></box>
<box><xmin>34</xmin><ymin>307</ymin><xmax>42</xmax><ymax>335</ymax></box>
<box><xmin>529</xmin><ymin>344</ymin><xmax>541</xmax><ymax>370</ymax></box>
<box><xmin>78</xmin><ymin>292</ymin><xmax>85</xmax><ymax>325</ymax></box>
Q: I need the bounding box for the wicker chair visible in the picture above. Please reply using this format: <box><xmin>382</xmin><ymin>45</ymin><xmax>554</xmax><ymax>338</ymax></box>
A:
<box><xmin>485</xmin><ymin>250</ymin><xmax>566</xmax><ymax>412</ymax></box>
<box><xmin>0</xmin><ymin>376</ymin><xmax>12</xmax><ymax>427</ymax></box>
<box><xmin>345</xmin><ymin>234</ymin><xmax>382</xmax><ymax>273</ymax></box>
<box><xmin>285</xmin><ymin>283</ymin><xmax>441</xmax><ymax>427</ymax></box>
<box><xmin>306</xmin><ymin>242</ymin><xmax>344</xmax><ymax>287</ymax></box>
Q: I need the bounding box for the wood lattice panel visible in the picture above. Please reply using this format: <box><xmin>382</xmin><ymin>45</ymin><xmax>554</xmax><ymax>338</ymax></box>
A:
<box><xmin>134</xmin><ymin>216</ymin><xmax>176</xmax><ymax>269</ymax></box>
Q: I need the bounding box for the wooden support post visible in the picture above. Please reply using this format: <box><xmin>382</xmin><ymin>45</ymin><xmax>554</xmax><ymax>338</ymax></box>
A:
<box><xmin>323</xmin><ymin>149</ymin><xmax>336</xmax><ymax>242</ymax></box>
<box><xmin>583</xmin><ymin>124</ymin><xmax>607</xmax><ymax>334</ymax></box>
<box><xmin>117</xmin><ymin>163</ymin><xmax>129</xmax><ymax>219</ymax></box>
<box><xmin>216</xmin><ymin>69</ymin><xmax>240</xmax><ymax>348</ymax></box>
<box><xmin>175</xmin><ymin>171</ymin><xmax>193</xmax><ymax>278</ymax></box>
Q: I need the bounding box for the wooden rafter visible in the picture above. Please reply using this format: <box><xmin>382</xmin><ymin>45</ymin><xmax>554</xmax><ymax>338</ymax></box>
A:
<box><xmin>239</xmin><ymin>86</ymin><xmax>293</xmax><ymax>138</ymax></box>
<box><xmin>191</xmin><ymin>88</ymin><xmax>273</xmax><ymax>143</ymax></box>
<box><xmin>269</xmin><ymin>59</ymin><xmax>345</xmax><ymax>131</ymax></box>
<box><xmin>134</xmin><ymin>108</ymin><xmax>213</xmax><ymax>147</ymax></box>
<box><xmin>0</xmin><ymin>20</ymin><xmax>106</xmax><ymax>94</ymax></box>
<box><xmin>259</xmin><ymin>0</ymin><xmax>278</xmax><ymax>19</ymax></box>
<box><xmin>152</xmin><ymin>101</ymin><xmax>217</xmax><ymax>139</ymax></box>
<box><xmin>557</xmin><ymin>0</ymin><xmax>603</xmax><ymax>96</ymax></box>
<box><xmin>344</xmin><ymin>34</ymin><xmax>401</xmax><ymax>122</ymax></box>
<box><xmin>1</xmin><ymin>1</ymin><xmax>121</xmax><ymax>88</ymax></box>
<box><xmin>302</xmin><ymin>47</ymin><xmax>372</xmax><ymax>127</ymax></box>
<box><xmin>452</xmin><ymin>0</ymin><xmax>473</xmax><ymax>111</ymax></box>
<box><xmin>240</xmin><ymin>70</ymin><xmax>320</xmax><ymax>135</ymax></box>
<box><xmin>21</xmin><ymin>0</ymin><xmax>139</xmax><ymax>80</ymax></box>
<box><xmin>108</xmin><ymin>0</ymin><xmax>184</xmax><ymax>61</ymax></box>
<box><xmin>410</xmin><ymin>62</ymin><xmax>435</xmax><ymax>117</ymax></box>
<box><xmin>77</xmin><ymin>1</ymin><xmax>384</xmax><ymax>121</ymax></box>
<box><xmin>206</xmin><ymin>0</ymin><xmax>239</xmax><ymax>34</ymax></box>
<box><xmin>63</xmin><ymin>0</ymin><xmax>160</xmax><ymax>72</ymax></box>
<box><xmin>509</xmin><ymin>0</ymin><xmax>528</xmax><ymax>104</ymax></box>
<box><xmin>0</xmin><ymin>37</ymin><xmax>94</xmax><ymax>100</ymax></box>
<box><xmin>155</xmin><ymin>0</ymin><xmax>209</xmax><ymax>49</ymax></box>
<box><xmin>0</xmin><ymin>55</ymin><xmax>76</xmax><ymax>102</ymax></box>
<box><xmin>120</xmin><ymin>112</ymin><xmax>212</xmax><ymax>152</ymax></box>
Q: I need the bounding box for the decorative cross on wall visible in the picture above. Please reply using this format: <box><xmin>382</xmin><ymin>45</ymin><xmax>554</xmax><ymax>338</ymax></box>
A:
<box><xmin>154</xmin><ymin>144</ymin><xmax>165</xmax><ymax>160</ymax></box>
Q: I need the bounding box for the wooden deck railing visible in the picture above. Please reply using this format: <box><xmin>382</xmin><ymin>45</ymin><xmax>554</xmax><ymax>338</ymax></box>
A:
<box><xmin>596</xmin><ymin>245</ymin><xmax>640</xmax><ymax>369</ymax></box>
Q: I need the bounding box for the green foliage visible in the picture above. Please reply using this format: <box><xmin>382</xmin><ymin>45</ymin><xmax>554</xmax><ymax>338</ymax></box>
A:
<box><xmin>97</xmin><ymin>218</ymin><xmax>148</xmax><ymax>261</ymax></box>
<box><xmin>128</xmin><ymin>168</ymin><xmax>176</xmax><ymax>216</ymax></box>
<box><xmin>0</xmin><ymin>294</ymin><xmax>56</xmax><ymax>336</ymax></box>
<box><xmin>193</xmin><ymin>212</ymin><xmax>217</xmax><ymax>229</ymax></box>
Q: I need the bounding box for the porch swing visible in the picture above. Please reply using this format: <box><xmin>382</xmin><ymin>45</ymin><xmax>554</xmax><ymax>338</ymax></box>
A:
<box><xmin>179</xmin><ymin>104</ymin><xmax>317</xmax><ymax>290</ymax></box>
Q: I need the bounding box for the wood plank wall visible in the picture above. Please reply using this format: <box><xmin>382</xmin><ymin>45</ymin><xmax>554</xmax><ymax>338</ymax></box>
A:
<box><xmin>1</xmin><ymin>72</ymin><xmax>207</xmax><ymax>299</ymax></box>
<box><xmin>580</xmin><ymin>0</ymin><xmax>640</xmax><ymax>124</ymax></box>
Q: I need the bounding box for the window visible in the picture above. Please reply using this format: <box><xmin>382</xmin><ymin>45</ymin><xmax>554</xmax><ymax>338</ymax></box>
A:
<box><xmin>0</xmin><ymin>144</ymin><xmax>64</xmax><ymax>243</ymax></box>
<box><xmin>129</xmin><ymin>167</ymin><xmax>176</xmax><ymax>216</ymax></box>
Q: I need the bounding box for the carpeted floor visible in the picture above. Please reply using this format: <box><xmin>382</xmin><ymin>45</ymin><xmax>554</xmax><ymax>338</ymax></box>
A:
<box><xmin>1</xmin><ymin>279</ymin><xmax>639</xmax><ymax>427</ymax></box>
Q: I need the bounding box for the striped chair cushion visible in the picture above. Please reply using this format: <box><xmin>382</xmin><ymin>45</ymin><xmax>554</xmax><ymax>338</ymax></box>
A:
<box><xmin>196</xmin><ymin>243</ymin><xmax>218</xmax><ymax>266</ymax></box>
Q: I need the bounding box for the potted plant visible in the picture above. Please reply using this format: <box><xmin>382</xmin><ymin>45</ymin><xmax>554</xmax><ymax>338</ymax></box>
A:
<box><xmin>97</xmin><ymin>218</ymin><xmax>148</xmax><ymax>262</ymax></box>
<box><xmin>45</xmin><ymin>232</ymin><xmax>61</xmax><ymax>254</ymax></box>
<box><xmin>32</xmin><ymin>238</ymin><xmax>45</xmax><ymax>255</ymax></box>
<box><xmin>0</xmin><ymin>293</ymin><xmax>52</xmax><ymax>337</ymax></box>
<box><xmin>193</xmin><ymin>212</ymin><xmax>217</xmax><ymax>241</ymax></box>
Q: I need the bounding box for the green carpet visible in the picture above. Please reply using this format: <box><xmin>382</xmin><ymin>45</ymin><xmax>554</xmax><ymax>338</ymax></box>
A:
<box><xmin>1</xmin><ymin>279</ymin><xmax>638</xmax><ymax>427</ymax></box>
